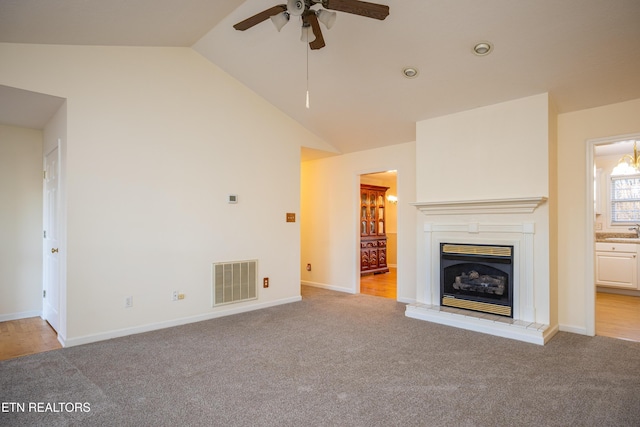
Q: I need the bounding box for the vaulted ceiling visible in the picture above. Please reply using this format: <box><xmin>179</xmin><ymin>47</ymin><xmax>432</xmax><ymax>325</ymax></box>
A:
<box><xmin>2</xmin><ymin>0</ymin><xmax>640</xmax><ymax>155</ymax></box>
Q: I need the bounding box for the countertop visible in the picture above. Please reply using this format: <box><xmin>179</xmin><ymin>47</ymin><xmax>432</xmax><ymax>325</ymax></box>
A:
<box><xmin>595</xmin><ymin>233</ymin><xmax>640</xmax><ymax>243</ymax></box>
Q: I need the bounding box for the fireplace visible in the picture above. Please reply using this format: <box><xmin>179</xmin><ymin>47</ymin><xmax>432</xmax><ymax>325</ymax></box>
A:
<box><xmin>407</xmin><ymin>197</ymin><xmax>554</xmax><ymax>345</ymax></box>
<box><xmin>440</xmin><ymin>243</ymin><xmax>514</xmax><ymax>318</ymax></box>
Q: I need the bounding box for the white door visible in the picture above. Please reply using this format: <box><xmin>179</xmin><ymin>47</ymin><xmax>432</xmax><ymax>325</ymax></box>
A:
<box><xmin>43</xmin><ymin>146</ymin><xmax>60</xmax><ymax>332</ymax></box>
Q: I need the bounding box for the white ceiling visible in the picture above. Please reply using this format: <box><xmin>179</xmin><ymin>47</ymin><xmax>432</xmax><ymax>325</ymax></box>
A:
<box><xmin>0</xmin><ymin>0</ymin><xmax>244</xmax><ymax>46</ymax></box>
<box><xmin>1</xmin><ymin>0</ymin><xmax>640</xmax><ymax>155</ymax></box>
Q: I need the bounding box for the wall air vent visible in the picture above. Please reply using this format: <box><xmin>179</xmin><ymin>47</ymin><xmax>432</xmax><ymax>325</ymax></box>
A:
<box><xmin>212</xmin><ymin>260</ymin><xmax>258</xmax><ymax>306</ymax></box>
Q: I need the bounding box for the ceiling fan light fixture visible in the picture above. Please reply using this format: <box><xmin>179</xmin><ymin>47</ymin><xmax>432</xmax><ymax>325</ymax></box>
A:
<box><xmin>300</xmin><ymin>24</ymin><xmax>316</xmax><ymax>43</ymax></box>
<box><xmin>270</xmin><ymin>11</ymin><xmax>290</xmax><ymax>31</ymax></box>
<box><xmin>402</xmin><ymin>67</ymin><xmax>419</xmax><ymax>78</ymax></box>
<box><xmin>287</xmin><ymin>0</ymin><xmax>305</xmax><ymax>16</ymax></box>
<box><xmin>473</xmin><ymin>42</ymin><xmax>493</xmax><ymax>56</ymax></box>
<box><xmin>317</xmin><ymin>9</ymin><xmax>337</xmax><ymax>29</ymax></box>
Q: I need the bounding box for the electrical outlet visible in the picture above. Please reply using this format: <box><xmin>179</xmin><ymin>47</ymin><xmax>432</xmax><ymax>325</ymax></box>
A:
<box><xmin>125</xmin><ymin>296</ymin><xmax>133</xmax><ymax>308</ymax></box>
<box><xmin>178</xmin><ymin>293</ymin><xmax>185</xmax><ymax>300</ymax></box>
<box><xmin>263</xmin><ymin>277</ymin><xmax>269</xmax><ymax>288</ymax></box>
<box><xmin>306</xmin><ymin>263</ymin><xmax>312</xmax><ymax>271</ymax></box>
<box><xmin>172</xmin><ymin>291</ymin><xmax>178</xmax><ymax>301</ymax></box>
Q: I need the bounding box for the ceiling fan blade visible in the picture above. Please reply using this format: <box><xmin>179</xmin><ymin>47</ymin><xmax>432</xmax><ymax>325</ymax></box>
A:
<box><xmin>304</xmin><ymin>12</ymin><xmax>326</xmax><ymax>50</ymax></box>
<box><xmin>233</xmin><ymin>5</ymin><xmax>287</xmax><ymax>31</ymax></box>
<box><xmin>322</xmin><ymin>0</ymin><xmax>389</xmax><ymax>20</ymax></box>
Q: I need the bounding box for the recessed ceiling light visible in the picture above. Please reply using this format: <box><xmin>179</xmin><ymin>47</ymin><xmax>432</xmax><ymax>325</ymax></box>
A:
<box><xmin>402</xmin><ymin>67</ymin><xmax>419</xmax><ymax>78</ymax></box>
<box><xmin>473</xmin><ymin>42</ymin><xmax>493</xmax><ymax>56</ymax></box>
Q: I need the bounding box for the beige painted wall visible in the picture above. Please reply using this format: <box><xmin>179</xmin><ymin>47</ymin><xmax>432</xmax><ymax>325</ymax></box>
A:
<box><xmin>301</xmin><ymin>142</ymin><xmax>416</xmax><ymax>302</ymax></box>
<box><xmin>0</xmin><ymin>43</ymin><xmax>332</xmax><ymax>345</ymax></box>
<box><xmin>0</xmin><ymin>124</ymin><xmax>43</xmax><ymax>320</ymax></box>
<box><xmin>557</xmin><ymin>98</ymin><xmax>640</xmax><ymax>333</ymax></box>
<box><xmin>416</xmin><ymin>94</ymin><xmax>552</xmax><ymax>202</ymax></box>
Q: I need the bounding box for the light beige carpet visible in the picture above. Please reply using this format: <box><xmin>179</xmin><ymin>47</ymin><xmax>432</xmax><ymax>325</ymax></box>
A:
<box><xmin>1</xmin><ymin>286</ymin><xmax>639</xmax><ymax>426</ymax></box>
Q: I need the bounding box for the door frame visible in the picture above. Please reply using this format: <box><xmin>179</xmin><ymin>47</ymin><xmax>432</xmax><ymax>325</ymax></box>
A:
<box><xmin>585</xmin><ymin>132</ymin><xmax>640</xmax><ymax>336</ymax></box>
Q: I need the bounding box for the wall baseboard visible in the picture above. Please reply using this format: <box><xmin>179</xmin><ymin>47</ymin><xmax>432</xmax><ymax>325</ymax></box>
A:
<box><xmin>62</xmin><ymin>296</ymin><xmax>302</xmax><ymax>348</ymax></box>
<box><xmin>596</xmin><ymin>287</ymin><xmax>640</xmax><ymax>297</ymax></box>
<box><xmin>301</xmin><ymin>280</ymin><xmax>354</xmax><ymax>294</ymax></box>
<box><xmin>0</xmin><ymin>310</ymin><xmax>42</xmax><ymax>322</ymax></box>
<box><xmin>558</xmin><ymin>324</ymin><xmax>589</xmax><ymax>336</ymax></box>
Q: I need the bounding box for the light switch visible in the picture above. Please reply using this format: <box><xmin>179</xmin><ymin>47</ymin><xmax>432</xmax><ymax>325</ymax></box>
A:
<box><xmin>286</xmin><ymin>213</ymin><xmax>296</xmax><ymax>222</ymax></box>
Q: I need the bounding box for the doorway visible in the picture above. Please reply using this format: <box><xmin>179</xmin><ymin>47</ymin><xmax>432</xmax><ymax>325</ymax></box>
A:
<box><xmin>0</xmin><ymin>86</ymin><xmax>66</xmax><ymax>357</ymax></box>
<box><xmin>0</xmin><ymin>128</ymin><xmax>61</xmax><ymax>360</ymax></box>
<box><xmin>359</xmin><ymin>171</ymin><xmax>397</xmax><ymax>299</ymax></box>
<box><xmin>591</xmin><ymin>135</ymin><xmax>640</xmax><ymax>342</ymax></box>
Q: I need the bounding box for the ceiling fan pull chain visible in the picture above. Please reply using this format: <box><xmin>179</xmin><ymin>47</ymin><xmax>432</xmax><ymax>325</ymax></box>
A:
<box><xmin>306</xmin><ymin>39</ymin><xmax>310</xmax><ymax>109</ymax></box>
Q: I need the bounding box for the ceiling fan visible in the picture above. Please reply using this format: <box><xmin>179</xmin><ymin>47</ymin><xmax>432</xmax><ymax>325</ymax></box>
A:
<box><xmin>233</xmin><ymin>0</ymin><xmax>390</xmax><ymax>50</ymax></box>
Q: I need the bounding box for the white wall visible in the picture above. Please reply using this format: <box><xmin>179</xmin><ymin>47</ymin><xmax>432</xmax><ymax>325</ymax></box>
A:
<box><xmin>594</xmin><ymin>154</ymin><xmax>624</xmax><ymax>232</ymax></box>
<box><xmin>416</xmin><ymin>94</ymin><xmax>551</xmax><ymax>201</ymax></box>
<box><xmin>558</xmin><ymin>98</ymin><xmax>640</xmax><ymax>333</ymax></box>
<box><xmin>0</xmin><ymin>43</ymin><xmax>331</xmax><ymax>345</ymax></box>
<box><xmin>301</xmin><ymin>142</ymin><xmax>416</xmax><ymax>302</ymax></box>
<box><xmin>0</xmin><ymin>124</ymin><xmax>43</xmax><ymax>320</ymax></box>
<box><xmin>415</xmin><ymin>94</ymin><xmax>556</xmax><ymax>325</ymax></box>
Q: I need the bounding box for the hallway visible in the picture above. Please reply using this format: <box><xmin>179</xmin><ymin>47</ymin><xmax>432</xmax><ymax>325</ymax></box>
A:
<box><xmin>360</xmin><ymin>267</ymin><xmax>396</xmax><ymax>299</ymax></box>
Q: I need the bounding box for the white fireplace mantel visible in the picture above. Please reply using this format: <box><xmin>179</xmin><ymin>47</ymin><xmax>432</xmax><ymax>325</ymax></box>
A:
<box><xmin>407</xmin><ymin>195</ymin><xmax>557</xmax><ymax>345</ymax></box>
<box><xmin>410</xmin><ymin>197</ymin><xmax>547</xmax><ymax>216</ymax></box>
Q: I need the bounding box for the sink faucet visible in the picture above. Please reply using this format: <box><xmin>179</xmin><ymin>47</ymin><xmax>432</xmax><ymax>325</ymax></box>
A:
<box><xmin>629</xmin><ymin>224</ymin><xmax>640</xmax><ymax>237</ymax></box>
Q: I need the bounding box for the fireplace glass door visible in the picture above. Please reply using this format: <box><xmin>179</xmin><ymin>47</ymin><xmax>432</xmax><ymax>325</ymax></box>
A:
<box><xmin>440</xmin><ymin>243</ymin><xmax>514</xmax><ymax>317</ymax></box>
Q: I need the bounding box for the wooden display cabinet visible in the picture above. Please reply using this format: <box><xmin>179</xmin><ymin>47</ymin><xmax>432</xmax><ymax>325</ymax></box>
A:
<box><xmin>360</xmin><ymin>184</ymin><xmax>389</xmax><ymax>275</ymax></box>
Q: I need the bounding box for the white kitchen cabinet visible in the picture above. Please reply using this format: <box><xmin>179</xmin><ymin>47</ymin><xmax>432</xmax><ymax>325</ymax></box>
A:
<box><xmin>595</xmin><ymin>242</ymin><xmax>638</xmax><ymax>289</ymax></box>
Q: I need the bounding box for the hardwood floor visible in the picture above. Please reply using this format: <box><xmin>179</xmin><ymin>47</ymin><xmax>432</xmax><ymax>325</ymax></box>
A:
<box><xmin>596</xmin><ymin>292</ymin><xmax>640</xmax><ymax>342</ymax></box>
<box><xmin>0</xmin><ymin>317</ymin><xmax>61</xmax><ymax>361</ymax></box>
<box><xmin>360</xmin><ymin>267</ymin><xmax>396</xmax><ymax>299</ymax></box>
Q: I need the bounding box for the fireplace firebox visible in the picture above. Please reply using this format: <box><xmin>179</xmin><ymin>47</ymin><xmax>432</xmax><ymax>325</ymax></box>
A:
<box><xmin>440</xmin><ymin>243</ymin><xmax>514</xmax><ymax>317</ymax></box>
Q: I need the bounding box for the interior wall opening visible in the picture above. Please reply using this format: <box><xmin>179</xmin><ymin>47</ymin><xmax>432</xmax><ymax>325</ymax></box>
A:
<box><xmin>359</xmin><ymin>170</ymin><xmax>397</xmax><ymax>299</ymax></box>
<box><xmin>0</xmin><ymin>85</ymin><xmax>65</xmax><ymax>360</ymax></box>
<box><xmin>591</xmin><ymin>134</ymin><xmax>640</xmax><ymax>343</ymax></box>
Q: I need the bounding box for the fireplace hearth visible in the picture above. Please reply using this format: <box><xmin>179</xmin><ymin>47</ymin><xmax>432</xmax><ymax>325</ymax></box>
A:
<box><xmin>440</xmin><ymin>243</ymin><xmax>514</xmax><ymax>317</ymax></box>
